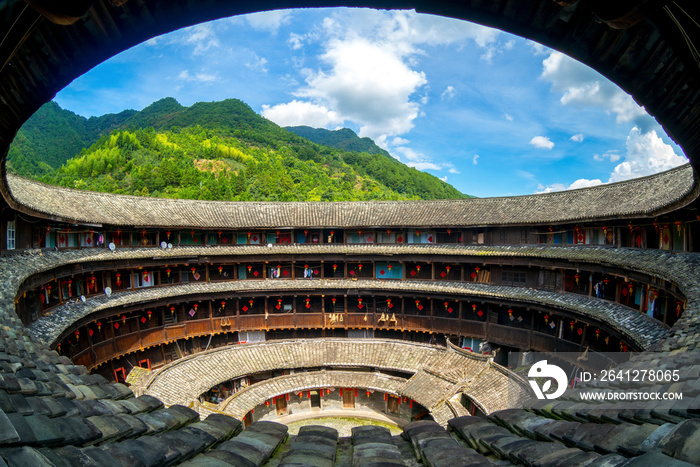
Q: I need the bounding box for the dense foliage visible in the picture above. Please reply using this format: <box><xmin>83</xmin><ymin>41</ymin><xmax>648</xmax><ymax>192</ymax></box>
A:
<box><xmin>9</xmin><ymin>98</ymin><xmax>469</xmax><ymax>201</ymax></box>
<box><xmin>286</xmin><ymin>126</ymin><xmax>392</xmax><ymax>158</ymax></box>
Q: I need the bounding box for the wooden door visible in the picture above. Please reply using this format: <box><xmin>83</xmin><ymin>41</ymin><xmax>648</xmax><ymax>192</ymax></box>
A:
<box><xmin>343</xmin><ymin>388</ymin><xmax>355</xmax><ymax>408</ymax></box>
<box><xmin>275</xmin><ymin>396</ymin><xmax>287</xmax><ymax>416</ymax></box>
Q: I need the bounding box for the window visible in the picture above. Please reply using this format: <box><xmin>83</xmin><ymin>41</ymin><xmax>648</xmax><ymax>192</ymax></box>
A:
<box><xmin>6</xmin><ymin>220</ymin><xmax>15</xmax><ymax>250</ymax></box>
<box><xmin>502</xmin><ymin>270</ymin><xmax>526</xmax><ymax>286</ymax></box>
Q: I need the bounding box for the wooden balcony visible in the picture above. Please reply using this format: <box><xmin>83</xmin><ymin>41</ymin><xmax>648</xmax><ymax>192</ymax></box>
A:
<box><xmin>71</xmin><ymin>311</ymin><xmax>593</xmax><ymax>371</ymax></box>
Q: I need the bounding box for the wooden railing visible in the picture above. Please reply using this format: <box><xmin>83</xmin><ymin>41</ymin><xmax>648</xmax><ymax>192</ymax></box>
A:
<box><xmin>72</xmin><ymin>312</ymin><xmax>593</xmax><ymax>371</ymax></box>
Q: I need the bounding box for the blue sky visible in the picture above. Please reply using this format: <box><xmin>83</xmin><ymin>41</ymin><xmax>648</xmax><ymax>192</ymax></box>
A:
<box><xmin>54</xmin><ymin>8</ymin><xmax>688</xmax><ymax>197</ymax></box>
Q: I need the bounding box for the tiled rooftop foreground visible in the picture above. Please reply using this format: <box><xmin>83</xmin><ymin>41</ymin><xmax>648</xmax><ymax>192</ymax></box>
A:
<box><xmin>28</xmin><ymin>276</ymin><xmax>667</xmax><ymax>350</ymax></box>
<box><xmin>7</xmin><ymin>164</ymin><xmax>696</xmax><ymax>228</ymax></box>
<box><xmin>0</xmin><ymin>241</ymin><xmax>698</xmax><ymax>463</ymax></box>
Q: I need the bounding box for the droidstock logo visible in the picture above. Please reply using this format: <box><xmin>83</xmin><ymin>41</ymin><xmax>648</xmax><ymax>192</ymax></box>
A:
<box><xmin>528</xmin><ymin>360</ymin><xmax>567</xmax><ymax>400</ymax></box>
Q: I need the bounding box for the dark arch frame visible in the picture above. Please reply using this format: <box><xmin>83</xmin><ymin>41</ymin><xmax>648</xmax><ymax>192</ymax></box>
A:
<box><xmin>1</xmin><ymin>0</ymin><xmax>699</xmax><ymax>215</ymax></box>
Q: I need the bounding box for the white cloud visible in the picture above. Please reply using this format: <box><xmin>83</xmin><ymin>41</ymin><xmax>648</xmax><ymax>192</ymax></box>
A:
<box><xmin>570</xmin><ymin>133</ymin><xmax>584</xmax><ymax>142</ymax></box>
<box><xmin>263</xmin><ymin>9</ymin><xmax>506</xmax><ymax>164</ymax></box>
<box><xmin>608</xmin><ymin>127</ymin><xmax>687</xmax><ymax>182</ymax></box>
<box><xmin>503</xmin><ymin>113</ymin><xmax>513</xmax><ymax>121</ymax></box>
<box><xmin>529</xmin><ymin>42</ymin><xmax>549</xmax><ymax>56</ymax></box>
<box><xmin>183</xmin><ymin>24</ymin><xmax>220</xmax><ymax>56</ymax></box>
<box><xmin>449</xmin><ymin>167</ymin><xmax>460</xmax><ymax>174</ymax></box>
<box><xmin>177</xmin><ymin>70</ymin><xmax>219</xmax><ymax>83</ymax></box>
<box><xmin>530</xmin><ymin>136</ymin><xmax>554</xmax><ymax>150</ymax></box>
<box><xmin>439</xmin><ymin>175</ymin><xmax>448</xmax><ymax>182</ymax></box>
<box><xmin>541</xmin><ymin>52</ymin><xmax>651</xmax><ymax>129</ymax></box>
<box><xmin>245</xmin><ymin>10</ymin><xmax>293</xmax><ymax>33</ymax></box>
<box><xmin>472</xmin><ymin>154</ymin><xmax>479</xmax><ymax>165</ymax></box>
<box><xmin>593</xmin><ymin>150</ymin><xmax>620</xmax><ymax>162</ymax></box>
<box><xmin>261</xmin><ymin>100</ymin><xmax>343</xmax><ymax>128</ymax></box>
<box><xmin>295</xmin><ymin>37</ymin><xmax>427</xmax><ymax>142</ymax></box>
<box><xmin>441</xmin><ymin>85</ymin><xmax>455</xmax><ymax>100</ymax></box>
<box><xmin>536</xmin><ymin>178</ymin><xmax>603</xmax><ymax>193</ymax></box>
<box><xmin>288</xmin><ymin>33</ymin><xmax>304</xmax><ymax>50</ymax></box>
<box><xmin>537</xmin><ymin>127</ymin><xmax>687</xmax><ymax>193</ymax></box>
<box><xmin>246</xmin><ymin>53</ymin><xmax>268</xmax><ymax>73</ymax></box>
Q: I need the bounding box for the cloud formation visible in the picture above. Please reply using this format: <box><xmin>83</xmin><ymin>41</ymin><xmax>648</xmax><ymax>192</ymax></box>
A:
<box><xmin>530</xmin><ymin>136</ymin><xmax>554</xmax><ymax>150</ymax></box>
<box><xmin>262</xmin><ymin>9</ymin><xmax>507</xmax><ymax>173</ymax></box>
<box><xmin>609</xmin><ymin>127</ymin><xmax>686</xmax><ymax>182</ymax></box>
<box><xmin>261</xmin><ymin>100</ymin><xmax>342</xmax><ymax>128</ymax></box>
<box><xmin>245</xmin><ymin>10</ymin><xmax>293</xmax><ymax>33</ymax></box>
<box><xmin>570</xmin><ymin>133</ymin><xmax>584</xmax><ymax>142</ymax></box>
<box><xmin>541</xmin><ymin>52</ymin><xmax>651</xmax><ymax>130</ymax></box>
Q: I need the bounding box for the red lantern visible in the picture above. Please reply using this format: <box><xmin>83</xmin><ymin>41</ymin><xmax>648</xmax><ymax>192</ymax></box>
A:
<box><xmin>166</xmin><ymin>231</ymin><xmax>171</xmax><ymax>240</ymax></box>
<box><xmin>57</xmin><ymin>343</ymin><xmax>61</xmax><ymax>352</ymax></box>
<box><xmin>304</xmin><ymin>230</ymin><xmax>309</xmax><ymax>236</ymax></box>
<box><xmin>193</xmin><ymin>303</ymin><xmax>198</xmax><ymax>311</ymax></box>
<box><xmin>247</xmin><ymin>265</ymin><xmax>252</xmax><ymax>273</ymax></box>
<box><xmin>387</xmin><ymin>264</ymin><xmax>392</xmax><ymax>271</ymax></box>
<box><xmin>332</xmin><ymin>297</ymin><xmax>337</xmax><ymax>306</ymax></box>
<box><xmin>330</xmin><ymin>231</ymin><xmax>335</xmax><ymax>238</ymax></box>
<box><xmin>218</xmin><ymin>266</ymin><xmax>223</xmax><ymax>275</ymax></box>
<box><xmin>121</xmin><ymin>315</ymin><xmax>126</xmax><ymax>324</ymax></box>
<box><xmin>574</xmin><ymin>273</ymin><xmax>580</xmax><ymax>284</ymax></box>
<box><xmin>143</xmin><ymin>271</ymin><xmax>149</xmax><ymax>282</ymax></box>
<box><xmin>249</xmin><ymin>299</ymin><xmax>254</xmax><ymax>308</ymax></box>
<box><xmin>166</xmin><ymin>268</ymin><xmax>171</xmax><ymax>277</ymax></box>
<box><xmin>444</xmin><ymin>301</ymin><xmax>449</xmax><ymax>310</ymax></box>
<box><xmin>544</xmin><ymin>314</ymin><xmax>549</xmax><ymax>324</ymax></box>
<box><xmin>366</xmin><ymin>390</ymin><xmax>371</xmax><ymax>397</ymax></box>
<box><xmin>628</xmin><ymin>222</ymin><xmax>634</xmax><ymax>233</ymax></box>
<box><xmin>602</xmin><ymin>226</ymin><xmax>608</xmax><ymax>236</ymax></box>
<box><xmin>141</xmin><ymin>229</ymin><xmax>147</xmax><ymax>238</ymax></box>
<box><xmin>416</xmin><ymin>265</ymin><xmax>421</xmax><ymax>272</ymax></box>
<box><xmin>386</xmin><ymin>229</ymin><xmax>391</xmax><ymax>235</ymax></box>
<box><xmin>387</xmin><ymin>299</ymin><xmax>393</xmax><ymax>308</ymax></box>
<box><xmin>358</xmin><ymin>298</ymin><xmax>363</xmax><ymax>309</ymax></box>
<box><xmin>147</xmin><ymin>310</ymin><xmax>152</xmax><ymax>320</ymax></box>
<box><xmin>96</xmin><ymin>321</ymin><xmax>102</xmax><ymax>332</ymax></box>
<box><xmin>221</xmin><ymin>301</ymin><xmax>226</xmax><ymax>309</ymax></box>
<box><xmin>265</xmin><ymin>400</ymin><xmax>270</xmax><ymax>406</ymax></box>
<box><xmin>508</xmin><ymin>309</ymin><xmax>513</xmax><ymax>318</ymax></box>
<box><xmin>305</xmin><ymin>298</ymin><xmax>311</xmax><ymax>309</ymax></box>
<box><xmin>218</xmin><ymin>231</ymin><xmax>222</xmax><ymax>239</ymax></box>
<box><xmin>191</xmin><ymin>267</ymin><xmax>196</xmax><ymax>274</ymax></box>
<box><xmin>116</xmin><ymin>273</ymin><xmax>121</xmax><ymax>286</ymax></box>
<box><xmin>247</xmin><ymin>232</ymin><xmax>252</xmax><ymax>239</ymax></box>
<box><xmin>74</xmin><ymin>330</ymin><xmax>79</xmax><ymax>341</ymax></box>
<box><xmin>190</xmin><ymin>230</ymin><xmax>195</xmax><ymax>239</ymax></box>
<box><xmin>447</xmin><ymin>229</ymin><xmax>452</xmax><ymax>235</ymax></box>
<box><xmin>570</xmin><ymin>321</ymin><xmax>575</xmax><ymax>331</ymax></box>
<box><xmin>326</xmin><ymin>389</ymin><xmax>330</xmax><ymax>395</ymax></box>
<box><xmin>675</xmin><ymin>221</ymin><xmax>682</xmax><ymax>233</ymax></box>
<box><xmin>472</xmin><ymin>304</ymin><xmax>477</xmax><ymax>312</ymax></box>
<box><xmin>332</xmin><ymin>264</ymin><xmax>338</xmax><ymax>272</ymax></box>
<box><xmin>595</xmin><ymin>329</ymin><xmax>601</xmax><ymax>340</ymax></box>
<box><xmin>358</xmin><ymin>264</ymin><xmax>363</xmax><ymax>271</ymax></box>
<box><xmin>446</xmin><ymin>266</ymin><xmax>451</xmax><ymax>274</ymax></box>
<box><xmin>170</xmin><ymin>306</ymin><xmax>175</xmax><ymax>315</ymax></box>
<box><xmin>475</xmin><ymin>267</ymin><xmax>480</xmax><ymax>274</ymax></box>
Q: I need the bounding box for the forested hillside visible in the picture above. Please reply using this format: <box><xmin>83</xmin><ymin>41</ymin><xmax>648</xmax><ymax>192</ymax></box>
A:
<box><xmin>8</xmin><ymin>98</ymin><xmax>469</xmax><ymax>201</ymax></box>
<box><xmin>286</xmin><ymin>126</ymin><xmax>391</xmax><ymax>157</ymax></box>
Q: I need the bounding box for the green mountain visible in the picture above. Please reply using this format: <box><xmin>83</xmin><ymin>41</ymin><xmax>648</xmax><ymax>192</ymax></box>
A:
<box><xmin>286</xmin><ymin>126</ymin><xmax>391</xmax><ymax>158</ymax></box>
<box><xmin>8</xmin><ymin>98</ymin><xmax>468</xmax><ymax>201</ymax></box>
